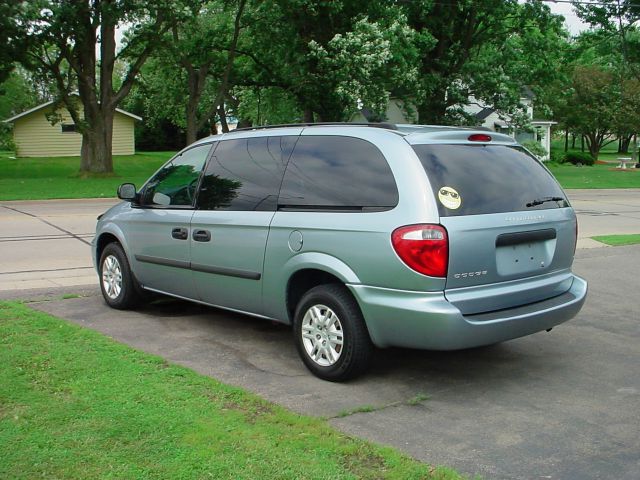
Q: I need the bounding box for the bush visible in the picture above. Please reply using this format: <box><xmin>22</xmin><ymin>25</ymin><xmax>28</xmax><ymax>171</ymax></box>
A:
<box><xmin>564</xmin><ymin>151</ymin><xmax>594</xmax><ymax>166</ymax></box>
<box><xmin>550</xmin><ymin>150</ymin><xmax>566</xmax><ymax>164</ymax></box>
<box><xmin>521</xmin><ymin>140</ymin><xmax>548</xmax><ymax>159</ymax></box>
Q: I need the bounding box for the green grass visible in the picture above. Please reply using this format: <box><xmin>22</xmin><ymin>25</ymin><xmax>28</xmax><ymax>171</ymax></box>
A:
<box><xmin>3</xmin><ymin>143</ymin><xmax>637</xmax><ymax>201</ymax></box>
<box><xmin>0</xmin><ymin>302</ymin><xmax>463</xmax><ymax>480</ymax></box>
<box><xmin>0</xmin><ymin>150</ymin><xmax>173</xmax><ymax>200</ymax></box>
<box><xmin>592</xmin><ymin>234</ymin><xmax>640</xmax><ymax>246</ymax></box>
<box><xmin>546</xmin><ymin>162</ymin><xmax>640</xmax><ymax>189</ymax></box>
<box><xmin>545</xmin><ymin>139</ymin><xmax>640</xmax><ymax>189</ymax></box>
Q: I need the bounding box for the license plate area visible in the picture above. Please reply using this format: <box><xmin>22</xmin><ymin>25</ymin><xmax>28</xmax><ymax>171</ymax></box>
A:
<box><xmin>496</xmin><ymin>240</ymin><xmax>555</xmax><ymax>276</ymax></box>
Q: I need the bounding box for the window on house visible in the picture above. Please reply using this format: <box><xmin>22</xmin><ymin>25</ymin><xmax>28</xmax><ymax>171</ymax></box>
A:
<box><xmin>61</xmin><ymin>123</ymin><xmax>77</xmax><ymax>133</ymax></box>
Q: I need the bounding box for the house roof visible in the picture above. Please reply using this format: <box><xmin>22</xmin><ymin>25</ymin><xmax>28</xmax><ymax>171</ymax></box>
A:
<box><xmin>475</xmin><ymin>107</ymin><xmax>495</xmax><ymax>121</ymax></box>
<box><xmin>3</xmin><ymin>100</ymin><xmax>142</xmax><ymax>123</ymax></box>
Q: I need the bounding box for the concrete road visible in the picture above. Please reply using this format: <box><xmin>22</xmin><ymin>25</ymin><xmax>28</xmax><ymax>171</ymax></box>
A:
<box><xmin>2</xmin><ymin>190</ymin><xmax>640</xmax><ymax>293</ymax></box>
<box><xmin>31</xmin><ymin>244</ymin><xmax>640</xmax><ymax>480</ymax></box>
<box><xmin>0</xmin><ymin>199</ymin><xmax>115</xmax><ymax>292</ymax></box>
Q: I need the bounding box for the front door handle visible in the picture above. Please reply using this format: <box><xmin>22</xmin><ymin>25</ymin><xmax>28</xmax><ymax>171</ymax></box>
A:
<box><xmin>171</xmin><ymin>227</ymin><xmax>189</xmax><ymax>240</ymax></box>
<box><xmin>192</xmin><ymin>229</ymin><xmax>211</xmax><ymax>242</ymax></box>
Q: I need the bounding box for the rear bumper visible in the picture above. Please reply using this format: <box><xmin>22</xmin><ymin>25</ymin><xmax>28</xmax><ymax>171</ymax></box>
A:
<box><xmin>350</xmin><ymin>274</ymin><xmax>587</xmax><ymax>350</ymax></box>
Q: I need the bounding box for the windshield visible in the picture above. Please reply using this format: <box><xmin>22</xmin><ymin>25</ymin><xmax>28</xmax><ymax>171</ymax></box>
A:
<box><xmin>412</xmin><ymin>144</ymin><xmax>569</xmax><ymax>217</ymax></box>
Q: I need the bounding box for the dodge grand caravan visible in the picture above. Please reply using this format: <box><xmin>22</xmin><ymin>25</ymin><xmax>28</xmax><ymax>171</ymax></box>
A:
<box><xmin>93</xmin><ymin>123</ymin><xmax>587</xmax><ymax>381</ymax></box>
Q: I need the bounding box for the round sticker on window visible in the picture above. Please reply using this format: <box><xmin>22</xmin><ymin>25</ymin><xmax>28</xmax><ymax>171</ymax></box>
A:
<box><xmin>438</xmin><ymin>186</ymin><xmax>461</xmax><ymax>210</ymax></box>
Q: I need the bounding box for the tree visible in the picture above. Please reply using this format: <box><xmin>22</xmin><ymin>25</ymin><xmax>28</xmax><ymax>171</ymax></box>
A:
<box><xmin>575</xmin><ymin>0</ymin><xmax>640</xmax><ymax>79</ymax></box>
<box><xmin>16</xmin><ymin>0</ymin><xmax>193</xmax><ymax>173</ymax></box>
<box><xmin>402</xmin><ymin>0</ymin><xmax>567</xmax><ymax>125</ymax></box>
<box><xmin>243</xmin><ymin>0</ymin><xmax>418</xmax><ymax>122</ymax></box>
<box><xmin>162</xmin><ymin>0</ymin><xmax>247</xmax><ymax>144</ymax></box>
<box><xmin>0</xmin><ymin>2</ymin><xmax>30</xmax><ymax>84</ymax></box>
<box><xmin>0</xmin><ymin>69</ymin><xmax>42</xmax><ymax>149</ymax></box>
<box><xmin>565</xmin><ymin>66</ymin><xmax>619</xmax><ymax>159</ymax></box>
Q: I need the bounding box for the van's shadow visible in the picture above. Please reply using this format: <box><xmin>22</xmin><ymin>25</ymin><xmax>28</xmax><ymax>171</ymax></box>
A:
<box><xmin>137</xmin><ymin>296</ymin><xmax>556</xmax><ymax>390</ymax></box>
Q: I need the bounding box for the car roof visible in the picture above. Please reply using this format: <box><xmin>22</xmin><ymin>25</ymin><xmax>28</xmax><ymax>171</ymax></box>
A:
<box><xmin>190</xmin><ymin>123</ymin><xmax>518</xmax><ymax>147</ymax></box>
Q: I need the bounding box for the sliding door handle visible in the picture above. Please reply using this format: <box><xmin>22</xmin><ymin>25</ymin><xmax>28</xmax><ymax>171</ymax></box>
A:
<box><xmin>171</xmin><ymin>227</ymin><xmax>188</xmax><ymax>240</ymax></box>
<box><xmin>192</xmin><ymin>229</ymin><xmax>211</xmax><ymax>242</ymax></box>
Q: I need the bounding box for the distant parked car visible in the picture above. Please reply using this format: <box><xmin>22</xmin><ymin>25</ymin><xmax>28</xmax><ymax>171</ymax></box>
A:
<box><xmin>93</xmin><ymin>123</ymin><xmax>587</xmax><ymax>381</ymax></box>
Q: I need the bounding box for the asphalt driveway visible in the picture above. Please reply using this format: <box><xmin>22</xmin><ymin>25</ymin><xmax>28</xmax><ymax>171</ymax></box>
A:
<box><xmin>31</xmin><ymin>243</ymin><xmax>640</xmax><ymax>480</ymax></box>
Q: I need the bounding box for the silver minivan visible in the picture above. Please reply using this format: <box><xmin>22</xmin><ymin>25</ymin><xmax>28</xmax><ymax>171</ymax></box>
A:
<box><xmin>93</xmin><ymin>124</ymin><xmax>587</xmax><ymax>381</ymax></box>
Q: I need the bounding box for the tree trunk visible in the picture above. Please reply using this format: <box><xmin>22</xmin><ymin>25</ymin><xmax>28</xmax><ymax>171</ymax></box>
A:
<box><xmin>586</xmin><ymin>134</ymin><xmax>600</xmax><ymax>160</ymax></box>
<box><xmin>619</xmin><ymin>134</ymin><xmax>632</xmax><ymax>153</ymax></box>
<box><xmin>218</xmin><ymin>106</ymin><xmax>229</xmax><ymax>132</ymax></box>
<box><xmin>185</xmin><ymin>104</ymin><xmax>198</xmax><ymax>146</ymax></box>
<box><xmin>303</xmin><ymin>108</ymin><xmax>314</xmax><ymax>123</ymax></box>
<box><xmin>80</xmin><ymin>108</ymin><xmax>113</xmax><ymax>174</ymax></box>
<box><xmin>564</xmin><ymin>130</ymin><xmax>569</xmax><ymax>152</ymax></box>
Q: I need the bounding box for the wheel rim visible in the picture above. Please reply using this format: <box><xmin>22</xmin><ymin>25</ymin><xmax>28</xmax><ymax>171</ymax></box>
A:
<box><xmin>301</xmin><ymin>304</ymin><xmax>344</xmax><ymax>367</ymax></box>
<box><xmin>101</xmin><ymin>254</ymin><xmax>123</xmax><ymax>300</ymax></box>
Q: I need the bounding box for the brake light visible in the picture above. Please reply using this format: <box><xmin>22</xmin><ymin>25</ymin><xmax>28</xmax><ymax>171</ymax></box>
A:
<box><xmin>468</xmin><ymin>134</ymin><xmax>492</xmax><ymax>142</ymax></box>
<box><xmin>391</xmin><ymin>224</ymin><xmax>449</xmax><ymax>277</ymax></box>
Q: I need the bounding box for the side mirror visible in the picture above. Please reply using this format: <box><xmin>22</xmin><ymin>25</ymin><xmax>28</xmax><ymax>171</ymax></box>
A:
<box><xmin>117</xmin><ymin>183</ymin><xmax>137</xmax><ymax>201</ymax></box>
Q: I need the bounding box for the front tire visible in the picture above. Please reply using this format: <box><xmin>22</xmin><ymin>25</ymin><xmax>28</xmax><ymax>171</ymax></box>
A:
<box><xmin>99</xmin><ymin>242</ymin><xmax>142</xmax><ymax>310</ymax></box>
<box><xmin>293</xmin><ymin>284</ymin><xmax>373</xmax><ymax>381</ymax></box>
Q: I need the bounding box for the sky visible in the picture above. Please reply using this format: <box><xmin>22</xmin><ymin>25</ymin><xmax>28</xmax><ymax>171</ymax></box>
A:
<box><xmin>546</xmin><ymin>1</ymin><xmax>590</xmax><ymax>35</ymax></box>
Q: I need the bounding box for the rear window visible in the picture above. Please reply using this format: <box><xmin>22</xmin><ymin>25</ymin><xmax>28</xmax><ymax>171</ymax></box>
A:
<box><xmin>412</xmin><ymin>144</ymin><xmax>569</xmax><ymax>217</ymax></box>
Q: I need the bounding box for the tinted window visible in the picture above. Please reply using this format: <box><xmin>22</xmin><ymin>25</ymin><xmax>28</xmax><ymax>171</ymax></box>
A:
<box><xmin>139</xmin><ymin>144</ymin><xmax>211</xmax><ymax>207</ymax></box>
<box><xmin>412</xmin><ymin>144</ymin><xmax>569</xmax><ymax>217</ymax></box>
<box><xmin>279</xmin><ymin>136</ymin><xmax>398</xmax><ymax>210</ymax></box>
<box><xmin>197</xmin><ymin>136</ymin><xmax>295</xmax><ymax>211</ymax></box>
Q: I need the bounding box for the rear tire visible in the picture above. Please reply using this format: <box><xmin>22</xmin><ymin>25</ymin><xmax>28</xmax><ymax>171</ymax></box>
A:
<box><xmin>99</xmin><ymin>242</ymin><xmax>143</xmax><ymax>310</ymax></box>
<box><xmin>293</xmin><ymin>284</ymin><xmax>373</xmax><ymax>381</ymax></box>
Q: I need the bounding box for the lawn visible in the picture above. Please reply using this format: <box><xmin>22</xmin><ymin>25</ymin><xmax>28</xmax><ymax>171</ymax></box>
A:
<box><xmin>544</xmin><ymin>138</ymin><xmax>640</xmax><ymax>189</ymax></box>
<box><xmin>592</xmin><ymin>234</ymin><xmax>640</xmax><ymax>246</ymax></box>
<box><xmin>0</xmin><ymin>151</ymin><xmax>172</xmax><ymax>200</ymax></box>
<box><xmin>545</xmin><ymin>162</ymin><xmax>640</xmax><ymax>189</ymax></box>
<box><xmin>0</xmin><ymin>301</ymin><xmax>462</xmax><ymax>480</ymax></box>
<box><xmin>1</xmin><ymin>144</ymin><xmax>640</xmax><ymax>202</ymax></box>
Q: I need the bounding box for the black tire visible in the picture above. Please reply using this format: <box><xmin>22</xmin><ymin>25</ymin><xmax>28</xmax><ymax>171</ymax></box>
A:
<box><xmin>98</xmin><ymin>242</ymin><xmax>143</xmax><ymax>310</ymax></box>
<box><xmin>293</xmin><ymin>284</ymin><xmax>373</xmax><ymax>382</ymax></box>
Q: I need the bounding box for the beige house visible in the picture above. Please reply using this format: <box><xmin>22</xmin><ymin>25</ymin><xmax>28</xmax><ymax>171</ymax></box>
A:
<box><xmin>4</xmin><ymin>101</ymin><xmax>141</xmax><ymax>157</ymax></box>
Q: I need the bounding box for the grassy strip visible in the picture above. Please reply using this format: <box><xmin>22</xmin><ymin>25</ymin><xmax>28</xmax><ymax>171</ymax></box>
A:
<box><xmin>545</xmin><ymin>162</ymin><xmax>640</xmax><ymax>189</ymax></box>
<box><xmin>592</xmin><ymin>234</ymin><xmax>640</xmax><ymax>246</ymax></box>
<box><xmin>0</xmin><ymin>151</ymin><xmax>172</xmax><ymax>200</ymax></box>
<box><xmin>0</xmin><ymin>302</ymin><xmax>462</xmax><ymax>480</ymax></box>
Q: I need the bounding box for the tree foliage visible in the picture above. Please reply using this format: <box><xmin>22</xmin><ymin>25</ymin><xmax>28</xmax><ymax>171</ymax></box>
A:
<box><xmin>14</xmin><ymin>0</ymin><xmax>196</xmax><ymax>173</ymax></box>
<box><xmin>402</xmin><ymin>0</ymin><xmax>567</xmax><ymax>125</ymax></box>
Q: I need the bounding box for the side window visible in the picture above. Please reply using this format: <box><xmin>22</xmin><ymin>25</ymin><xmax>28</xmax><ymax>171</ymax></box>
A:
<box><xmin>140</xmin><ymin>144</ymin><xmax>211</xmax><ymax>207</ymax></box>
<box><xmin>278</xmin><ymin>136</ymin><xmax>399</xmax><ymax>210</ymax></box>
<box><xmin>197</xmin><ymin>136</ymin><xmax>295</xmax><ymax>211</ymax></box>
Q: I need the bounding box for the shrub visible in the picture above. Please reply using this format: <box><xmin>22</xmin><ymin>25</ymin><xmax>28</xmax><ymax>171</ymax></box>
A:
<box><xmin>550</xmin><ymin>150</ymin><xmax>566</xmax><ymax>164</ymax></box>
<box><xmin>522</xmin><ymin>140</ymin><xmax>548</xmax><ymax>159</ymax></box>
<box><xmin>564</xmin><ymin>151</ymin><xmax>594</xmax><ymax>166</ymax></box>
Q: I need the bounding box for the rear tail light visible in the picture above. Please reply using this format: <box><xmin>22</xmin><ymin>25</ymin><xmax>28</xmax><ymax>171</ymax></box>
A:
<box><xmin>468</xmin><ymin>133</ymin><xmax>492</xmax><ymax>142</ymax></box>
<box><xmin>391</xmin><ymin>224</ymin><xmax>449</xmax><ymax>277</ymax></box>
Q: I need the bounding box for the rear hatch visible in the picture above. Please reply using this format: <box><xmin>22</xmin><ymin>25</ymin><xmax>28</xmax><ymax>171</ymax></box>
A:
<box><xmin>412</xmin><ymin>140</ymin><xmax>577</xmax><ymax>315</ymax></box>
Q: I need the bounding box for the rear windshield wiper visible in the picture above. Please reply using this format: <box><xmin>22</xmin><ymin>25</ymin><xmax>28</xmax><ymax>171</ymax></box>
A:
<box><xmin>526</xmin><ymin>196</ymin><xmax>565</xmax><ymax>208</ymax></box>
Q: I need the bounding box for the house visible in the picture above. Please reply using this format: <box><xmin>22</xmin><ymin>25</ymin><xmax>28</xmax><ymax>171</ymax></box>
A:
<box><xmin>3</xmin><ymin>100</ymin><xmax>141</xmax><ymax>157</ymax></box>
<box><xmin>355</xmin><ymin>89</ymin><xmax>556</xmax><ymax>160</ymax></box>
<box><xmin>465</xmin><ymin>89</ymin><xmax>556</xmax><ymax>160</ymax></box>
